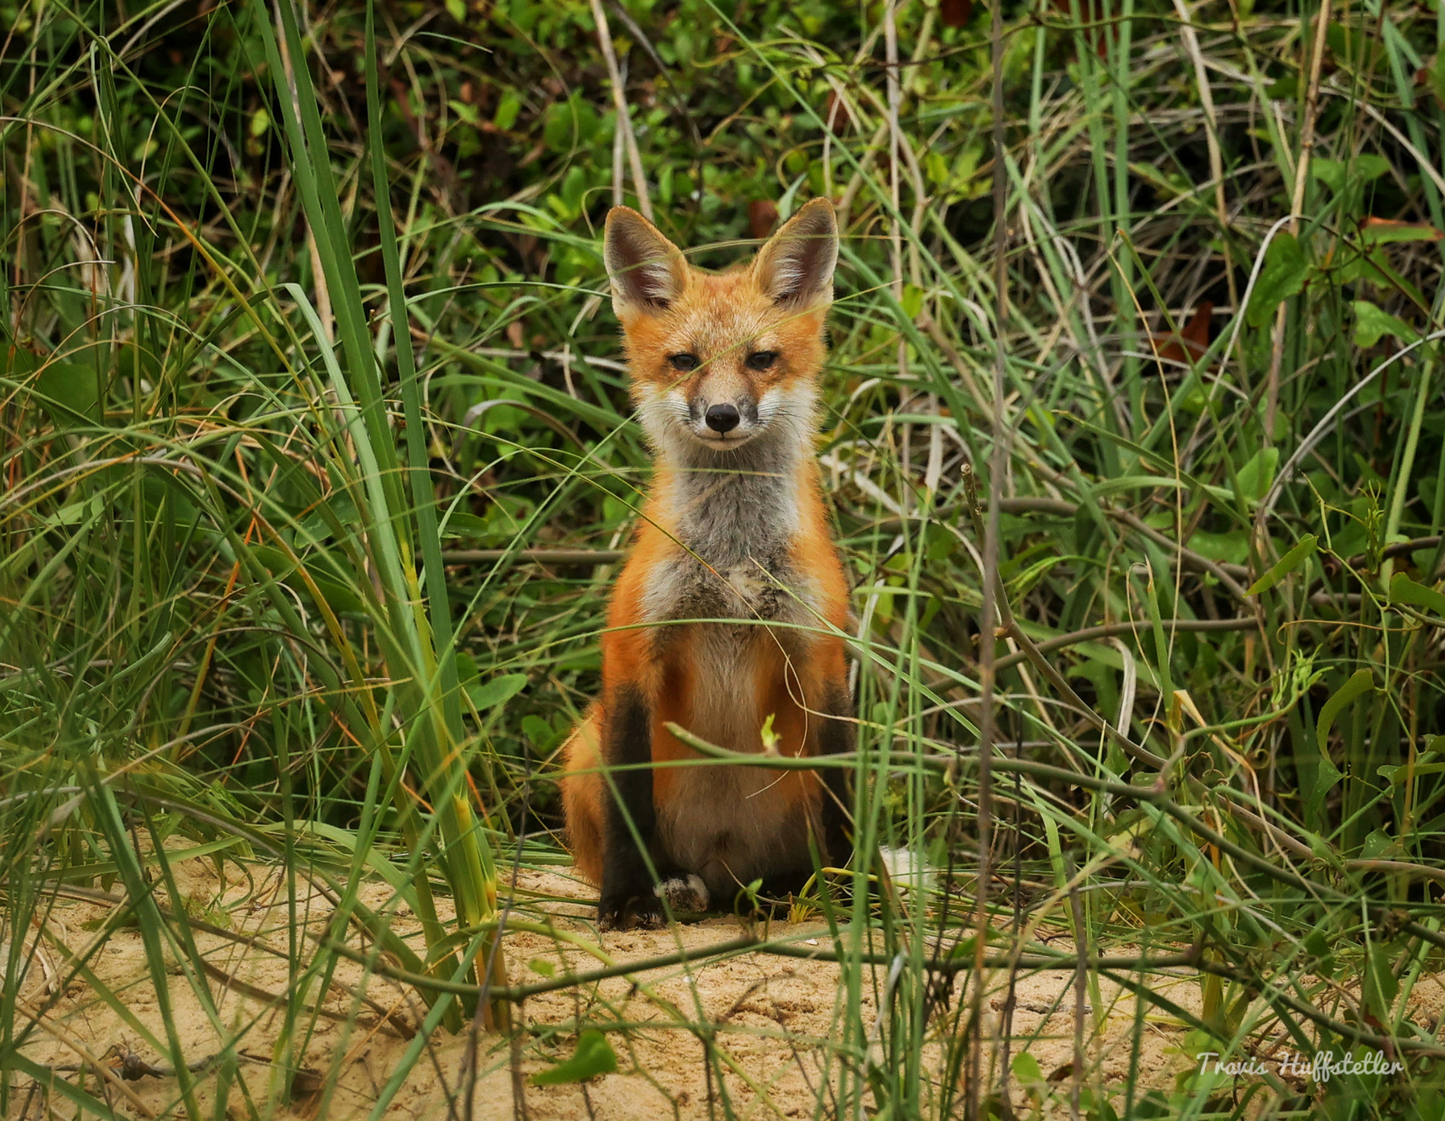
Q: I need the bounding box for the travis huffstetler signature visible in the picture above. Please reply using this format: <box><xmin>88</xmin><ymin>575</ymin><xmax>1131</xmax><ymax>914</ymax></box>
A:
<box><xmin>1196</xmin><ymin>1050</ymin><xmax>1405</xmax><ymax>1082</ymax></box>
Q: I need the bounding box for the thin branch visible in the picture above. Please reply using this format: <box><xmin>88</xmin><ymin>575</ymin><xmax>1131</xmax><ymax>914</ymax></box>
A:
<box><xmin>589</xmin><ymin>0</ymin><xmax>651</xmax><ymax>220</ymax></box>
<box><xmin>993</xmin><ymin>616</ymin><xmax>1256</xmax><ymax>673</ymax></box>
<box><xmin>970</xmin><ymin>0</ymin><xmax>1011</xmax><ymax>1106</ymax></box>
<box><xmin>851</xmin><ymin>494</ymin><xmax>1257</xmax><ymax>599</ymax></box>
<box><xmin>1344</xmin><ymin>535</ymin><xmax>1442</xmax><ymax>570</ymax></box>
<box><xmin>440</xmin><ymin>549</ymin><xmax>625</xmax><ymax>566</ymax></box>
<box><xmin>331</xmin><ymin>932</ymin><xmax>1203</xmax><ymax>1003</ymax></box>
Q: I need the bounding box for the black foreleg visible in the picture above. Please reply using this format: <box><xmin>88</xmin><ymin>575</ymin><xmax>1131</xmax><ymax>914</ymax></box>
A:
<box><xmin>598</xmin><ymin>686</ymin><xmax>664</xmax><ymax>930</ymax></box>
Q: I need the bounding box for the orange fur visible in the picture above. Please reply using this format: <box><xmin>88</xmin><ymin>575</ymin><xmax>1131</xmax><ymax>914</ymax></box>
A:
<box><xmin>561</xmin><ymin>200</ymin><xmax>852</xmax><ymax>927</ymax></box>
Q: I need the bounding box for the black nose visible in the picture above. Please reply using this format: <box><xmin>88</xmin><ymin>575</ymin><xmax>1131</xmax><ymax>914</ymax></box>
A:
<box><xmin>704</xmin><ymin>404</ymin><xmax>740</xmax><ymax>434</ymax></box>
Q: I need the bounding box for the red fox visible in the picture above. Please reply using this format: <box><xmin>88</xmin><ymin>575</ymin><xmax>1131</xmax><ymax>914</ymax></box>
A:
<box><xmin>561</xmin><ymin>199</ymin><xmax>855</xmax><ymax>930</ymax></box>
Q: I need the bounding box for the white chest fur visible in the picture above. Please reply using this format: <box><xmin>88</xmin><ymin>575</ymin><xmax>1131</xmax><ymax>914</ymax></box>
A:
<box><xmin>642</xmin><ymin>437</ymin><xmax>819</xmax><ymax>624</ymax></box>
<box><xmin>642</xmin><ymin>445</ymin><xmax>827</xmax><ymax>894</ymax></box>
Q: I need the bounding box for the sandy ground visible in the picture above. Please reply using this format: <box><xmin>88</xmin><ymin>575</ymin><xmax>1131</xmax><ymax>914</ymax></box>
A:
<box><xmin>8</xmin><ymin>853</ymin><xmax>1442</xmax><ymax>1120</ymax></box>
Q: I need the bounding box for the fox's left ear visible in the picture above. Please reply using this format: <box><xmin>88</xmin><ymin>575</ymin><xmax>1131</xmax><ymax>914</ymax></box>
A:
<box><xmin>753</xmin><ymin>198</ymin><xmax>838</xmax><ymax>307</ymax></box>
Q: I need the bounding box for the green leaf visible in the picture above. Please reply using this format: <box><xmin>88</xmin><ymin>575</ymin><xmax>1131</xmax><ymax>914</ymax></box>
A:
<box><xmin>465</xmin><ymin>673</ymin><xmax>528</xmax><ymax>711</ymax></box>
<box><xmin>1310</xmin><ymin>158</ymin><xmax>1348</xmax><ymax>197</ymax></box>
<box><xmin>438</xmin><ymin>511</ymin><xmax>491</xmax><ymax>539</ymax></box>
<box><xmin>1353</xmin><ymin>301</ymin><xmax>1419</xmax><ymax>348</ymax></box>
<box><xmin>1389</xmin><ymin>572</ymin><xmax>1445</xmax><ymax>617</ymax></box>
<box><xmin>1378</xmin><ymin>740</ymin><xmax>1445</xmax><ymax>785</ymax></box>
<box><xmin>1012</xmin><ymin>1052</ymin><xmax>1045</xmax><ymax>1083</ymax></box>
<box><xmin>530</xmin><ymin>1030</ymin><xmax>618</xmax><ymax>1086</ymax></box>
<box><xmin>1357</xmin><ymin>221</ymin><xmax>1443</xmax><ymax>246</ymax></box>
<box><xmin>1324</xmin><ymin>23</ymin><xmax>1354</xmax><ymax>67</ymax></box>
<box><xmin>307</xmin><ymin>574</ymin><xmax>365</xmax><ymax>616</ymax></box>
<box><xmin>115</xmin><ymin>340</ymin><xmax>162</xmax><ymax>384</ymax></box>
<box><xmin>1234</xmin><ymin>447</ymin><xmax>1279</xmax><ymax>504</ymax></box>
<box><xmin>1338</xmin><ymin>248</ymin><xmax>1429</xmax><ymax>308</ymax></box>
<box><xmin>925</xmin><ymin>524</ymin><xmax>957</xmax><ymax>562</ymax></box>
<box><xmin>1316</xmin><ymin>669</ymin><xmax>1375</xmax><ymax>751</ymax></box>
<box><xmin>1247</xmin><ymin>534</ymin><xmax>1316</xmax><ymax>596</ymax></box>
<box><xmin>1362</xmin><ymin>943</ymin><xmax>1398</xmax><ymax>1022</ymax></box>
<box><xmin>1303</xmin><ymin>929</ymin><xmax>1333</xmax><ymax>971</ymax></box>
<box><xmin>493</xmin><ymin>88</ymin><xmax>521</xmax><ymax>131</ymax></box>
<box><xmin>444</xmin><ymin>0</ymin><xmax>465</xmax><ymax>21</ymax></box>
<box><xmin>759</xmin><ymin>711</ymin><xmax>780</xmax><ymax>751</ymax></box>
<box><xmin>47</xmin><ymin>493</ymin><xmax>107</xmax><ymax>529</ymax></box>
<box><xmin>0</xmin><ymin>344</ymin><xmax>38</xmax><ymax>381</ymax></box>
<box><xmin>1355</xmin><ymin>155</ymin><xmax>1395</xmax><ymax>183</ymax></box>
<box><xmin>1310</xmin><ymin>155</ymin><xmax>1390</xmax><ymax>197</ymax></box>
<box><xmin>245</xmin><ymin>543</ymin><xmax>364</xmax><ymax>612</ymax></box>
<box><xmin>521</xmin><ymin>714</ymin><xmax>558</xmax><ymax>748</ymax></box>
<box><xmin>1187</xmin><ymin>529</ymin><xmax>1251</xmax><ymax>566</ymax></box>
<box><xmin>247</xmin><ymin>545</ymin><xmax>365</xmax><ymax>616</ymax></box>
<box><xmin>35</xmin><ymin>359</ymin><xmax>101</xmax><ymax>425</ymax></box>
<box><xmin>1246</xmin><ymin>234</ymin><xmax>1310</xmax><ymax>328</ymax></box>
<box><xmin>1361</xmin><ymin>829</ymin><xmax>1395</xmax><ymax>859</ymax></box>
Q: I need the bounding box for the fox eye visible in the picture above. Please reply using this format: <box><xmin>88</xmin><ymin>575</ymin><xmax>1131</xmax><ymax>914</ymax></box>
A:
<box><xmin>746</xmin><ymin>351</ymin><xmax>778</xmax><ymax>371</ymax></box>
<box><xmin>669</xmin><ymin>353</ymin><xmax>699</xmax><ymax>371</ymax></box>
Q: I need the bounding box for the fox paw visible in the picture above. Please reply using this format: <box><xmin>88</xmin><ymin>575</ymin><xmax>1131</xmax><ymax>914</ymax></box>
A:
<box><xmin>598</xmin><ymin>893</ymin><xmax>665</xmax><ymax>932</ymax></box>
<box><xmin>655</xmin><ymin>874</ymin><xmax>710</xmax><ymax>914</ymax></box>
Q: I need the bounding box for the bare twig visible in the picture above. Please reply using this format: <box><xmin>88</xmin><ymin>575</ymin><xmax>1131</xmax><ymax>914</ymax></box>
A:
<box><xmin>1344</xmin><ymin>535</ymin><xmax>1442</xmax><ymax>570</ymax></box>
<box><xmin>16</xmin><ymin>1015</ymin><xmax>159</xmax><ymax>1117</ymax></box>
<box><xmin>1069</xmin><ymin>879</ymin><xmax>1087</xmax><ymax>1120</ymax></box>
<box><xmin>589</xmin><ymin>0</ymin><xmax>651</xmax><ymax>220</ymax></box>
<box><xmin>440</xmin><ymin>549</ymin><xmax>624</xmax><ymax>567</ymax></box>
<box><xmin>339</xmin><ymin>931</ymin><xmax>1203</xmax><ymax>1002</ymax></box>
<box><xmin>969</xmin><ymin>0</ymin><xmax>1011</xmax><ymax>1110</ymax></box>
<box><xmin>992</xmin><ymin>617</ymin><xmax>1257</xmax><ymax>674</ymax></box>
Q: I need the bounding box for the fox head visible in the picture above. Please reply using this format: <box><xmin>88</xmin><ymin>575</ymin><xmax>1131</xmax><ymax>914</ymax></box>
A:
<box><xmin>603</xmin><ymin>200</ymin><xmax>838</xmax><ymax>462</ymax></box>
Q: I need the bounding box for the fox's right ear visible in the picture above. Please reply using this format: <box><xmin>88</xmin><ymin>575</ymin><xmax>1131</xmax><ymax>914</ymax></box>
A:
<box><xmin>604</xmin><ymin>207</ymin><xmax>687</xmax><ymax>316</ymax></box>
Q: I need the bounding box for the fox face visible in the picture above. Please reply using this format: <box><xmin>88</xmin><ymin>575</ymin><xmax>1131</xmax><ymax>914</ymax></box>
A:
<box><xmin>603</xmin><ymin>200</ymin><xmax>838</xmax><ymax>460</ymax></box>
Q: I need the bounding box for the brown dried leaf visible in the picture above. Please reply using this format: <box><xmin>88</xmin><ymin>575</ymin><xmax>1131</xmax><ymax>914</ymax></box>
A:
<box><xmin>1051</xmin><ymin>0</ymin><xmax>1113</xmax><ymax>56</ymax></box>
<box><xmin>748</xmin><ymin>199</ymin><xmax>779</xmax><ymax>240</ymax></box>
<box><xmin>824</xmin><ymin>89</ymin><xmax>853</xmax><ymax>134</ymax></box>
<box><xmin>1154</xmin><ymin>301</ymin><xmax>1213</xmax><ymax>366</ymax></box>
<box><xmin>940</xmin><ymin>0</ymin><xmax>972</xmax><ymax>28</ymax></box>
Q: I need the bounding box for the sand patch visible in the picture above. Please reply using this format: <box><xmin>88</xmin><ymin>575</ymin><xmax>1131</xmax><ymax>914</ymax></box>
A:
<box><xmin>9</xmin><ymin>857</ymin><xmax>1436</xmax><ymax>1119</ymax></box>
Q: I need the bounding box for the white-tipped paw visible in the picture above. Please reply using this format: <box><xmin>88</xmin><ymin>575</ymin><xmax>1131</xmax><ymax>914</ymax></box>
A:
<box><xmin>878</xmin><ymin>847</ymin><xmax>934</xmax><ymax>893</ymax></box>
<box><xmin>655</xmin><ymin>874</ymin><xmax>710</xmax><ymax>914</ymax></box>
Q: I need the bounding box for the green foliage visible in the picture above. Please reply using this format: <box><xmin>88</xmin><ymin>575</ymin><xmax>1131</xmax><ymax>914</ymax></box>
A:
<box><xmin>529</xmin><ymin>1029</ymin><xmax>619</xmax><ymax>1086</ymax></box>
<box><xmin>3</xmin><ymin>0</ymin><xmax>1445</xmax><ymax>1115</ymax></box>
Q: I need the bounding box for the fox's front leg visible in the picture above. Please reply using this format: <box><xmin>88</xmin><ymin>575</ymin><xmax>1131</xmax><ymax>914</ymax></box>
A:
<box><xmin>598</xmin><ymin>685</ymin><xmax>664</xmax><ymax>930</ymax></box>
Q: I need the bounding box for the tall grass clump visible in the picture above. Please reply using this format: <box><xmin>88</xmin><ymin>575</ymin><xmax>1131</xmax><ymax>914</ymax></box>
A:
<box><xmin>3</xmin><ymin>0</ymin><xmax>1445</xmax><ymax>1118</ymax></box>
<box><xmin>1</xmin><ymin>0</ymin><xmax>517</xmax><ymax>1110</ymax></box>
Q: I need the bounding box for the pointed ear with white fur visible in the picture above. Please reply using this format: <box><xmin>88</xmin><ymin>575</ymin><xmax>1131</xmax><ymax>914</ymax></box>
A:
<box><xmin>604</xmin><ymin>207</ymin><xmax>688</xmax><ymax>316</ymax></box>
<box><xmin>753</xmin><ymin>198</ymin><xmax>838</xmax><ymax>307</ymax></box>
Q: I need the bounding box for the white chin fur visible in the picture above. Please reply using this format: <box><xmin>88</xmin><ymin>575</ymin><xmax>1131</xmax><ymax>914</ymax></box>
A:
<box><xmin>636</xmin><ymin>382</ymin><xmax>817</xmax><ymax>457</ymax></box>
<box><xmin>635</xmin><ymin>392</ymin><xmax>689</xmax><ymax>450</ymax></box>
<box><xmin>689</xmin><ymin>428</ymin><xmax>757</xmax><ymax>449</ymax></box>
